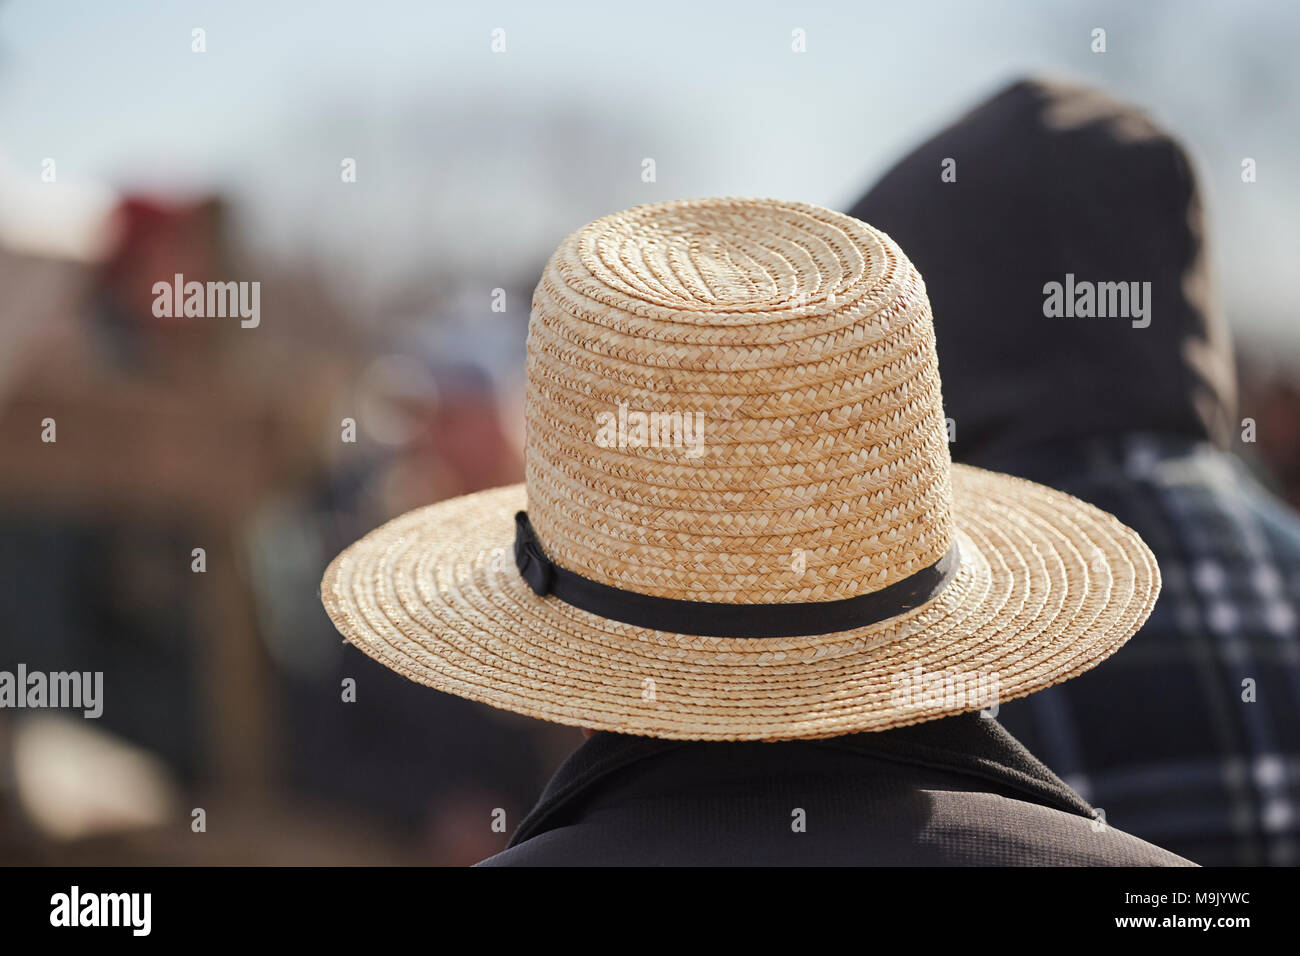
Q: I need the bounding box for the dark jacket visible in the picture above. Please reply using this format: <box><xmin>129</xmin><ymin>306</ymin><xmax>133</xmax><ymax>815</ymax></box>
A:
<box><xmin>848</xmin><ymin>78</ymin><xmax>1300</xmax><ymax>865</ymax></box>
<box><xmin>478</xmin><ymin>714</ymin><xmax>1192</xmax><ymax>865</ymax></box>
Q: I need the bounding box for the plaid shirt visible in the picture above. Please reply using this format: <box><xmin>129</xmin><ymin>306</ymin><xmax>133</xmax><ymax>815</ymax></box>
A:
<box><xmin>992</xmin><ymin>433</ymin><xmax>1300</xmax><ymax>866</ymax></box>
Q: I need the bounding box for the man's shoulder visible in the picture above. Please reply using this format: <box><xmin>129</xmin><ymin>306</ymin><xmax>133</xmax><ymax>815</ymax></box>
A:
<box><xmin>477</xmin><ymin>793</ymin><xmax>1193</xmax><ymax>867</ymax></box>
<box><xmin>477</xmin><ymin>728</ymin><xmax>1195</xmax><ymax>867</ymax></box>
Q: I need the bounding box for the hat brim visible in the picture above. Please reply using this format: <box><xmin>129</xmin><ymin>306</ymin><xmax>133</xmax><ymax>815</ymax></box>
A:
<box><xmin>320</xmin><ymin>463</ymin><xmax>1158</xmax><ymax>740</ymax></box>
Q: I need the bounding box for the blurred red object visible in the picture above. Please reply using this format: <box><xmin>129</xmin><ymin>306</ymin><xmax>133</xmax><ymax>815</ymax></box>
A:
<box><xmin>101</xmin><ymin>196</ymin><xmax>225</xmax><ymax>330</ymax></box>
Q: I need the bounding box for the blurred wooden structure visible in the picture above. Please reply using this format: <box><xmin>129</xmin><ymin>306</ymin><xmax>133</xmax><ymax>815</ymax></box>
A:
<box><xmin>0</xmin><ymin>310</ymin><xmax>336</xmax><ymax>798</ymax></box>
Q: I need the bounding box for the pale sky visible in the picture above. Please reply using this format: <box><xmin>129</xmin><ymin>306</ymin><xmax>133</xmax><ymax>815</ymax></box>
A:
<box><xmin>1</xmin><ymin>0</ymin><xmax>1296</xmax><ymax>351</ymax></box>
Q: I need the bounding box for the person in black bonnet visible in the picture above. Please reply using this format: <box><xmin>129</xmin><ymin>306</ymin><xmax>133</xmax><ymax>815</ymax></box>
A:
<box><xmin>849</xmin><ymin>77</ymin><xmax>1300</xmax><ymax>866</ymax></box>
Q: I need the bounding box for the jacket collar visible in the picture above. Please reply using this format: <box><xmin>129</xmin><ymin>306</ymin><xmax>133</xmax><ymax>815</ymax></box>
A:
<box><xmin>508</xmin><ymin>714</ymin><xmax>1095</xmax><ymax>847</ymax></box>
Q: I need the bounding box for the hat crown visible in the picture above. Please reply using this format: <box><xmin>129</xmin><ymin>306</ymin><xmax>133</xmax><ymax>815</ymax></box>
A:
<box><xmin>525</xmin><ymin>198</ymin><xmax>955</xmax><ymax>604</ymax></box>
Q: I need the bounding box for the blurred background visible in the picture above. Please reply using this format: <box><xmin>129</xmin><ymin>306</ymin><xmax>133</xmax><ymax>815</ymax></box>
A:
<box><xmin>0</xmin><ymin>0</ymin><xmax>1297</xmax><ymax>864</ymax></box>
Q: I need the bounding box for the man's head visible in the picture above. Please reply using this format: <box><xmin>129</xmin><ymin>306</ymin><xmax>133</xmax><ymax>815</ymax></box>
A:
<box><xmin>324</xmin><ymin>197</ymin><xmax>1161</xmax><ymax>741</ymax></box>
<box><xmin>848</xmin><ymin>77</ymin><xmax>1236</xmax><ymax>466</ymax></box>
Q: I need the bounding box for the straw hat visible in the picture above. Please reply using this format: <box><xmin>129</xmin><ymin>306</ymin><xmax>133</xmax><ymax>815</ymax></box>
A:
<box><xmin>321</xmin><ymin>197</ymin><xmax>1159</xmax><ymax>741</ymax></box>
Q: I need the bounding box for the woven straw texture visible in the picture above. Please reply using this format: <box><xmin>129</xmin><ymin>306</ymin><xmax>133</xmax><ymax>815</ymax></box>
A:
<box><xmin>322</xmin><ymin>198</ymin><xmax>1160</xmax><ymax>740</ymax></box>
